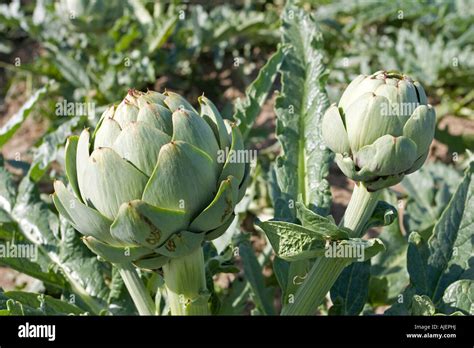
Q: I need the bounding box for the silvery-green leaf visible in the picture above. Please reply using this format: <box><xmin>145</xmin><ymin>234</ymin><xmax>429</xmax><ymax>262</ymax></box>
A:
<box><xmin>136</xmin><ymin>103</ymin><xmax>173</xmax><ymax>135</ymax></box>
<box><xmin>110</xmin><ymin>200</ymin><xmax>187</xmax><ymax>249</ymax></box>
<box><xmin>155</xmin><ymin>231</ymin><xmax>204</xmax><ymax>258</ymax></box>
<box><xmin>259</xmin><ymin>221</ymin><xmax>327</xmax><ymax>261</ymax></box>
<box><xmin>64</xmin><ymin>135</ymin><xmax>81</xmax><ymax>201</ymax></box>
<box><xmin>53</xmin><ymin>181</ymin><xmax>116</xmax><ymax>245</ymax></box>
<box><xmin>190</xmin><ymin>176</ymin><xmax>239</xmax><ymax>232</ymax></box>
<box><xmin>163</xmin><ymin>91</ymin><xmax>197</xmax><ymax>113</ymax></box>
<box><xmin>411</xmin><ymin>295</ymin><xmax>436</xmax><ymax>315</ymax></box>
<box><xmin>83</xmin><ymin>236</ymin><xmax>153</xmax><ymax>264</ymax></box>
<box><xmin>199</xmin><ymin>95</ymin><xmax>230</xmax><ymax>150</ymax></box>
<box><xmin>295</xmin><ymin>202</ymin><xmax>349</xmax><ymax>240</ymax></box>
<box><xmin>330</xmin><ymin>238</ymin><xmax>385</xmax><ymax>262</ymax></box>
<box><xmin>112</xmin><ymin>122</ymin><xmax>170</xmax><ymax>176</ymax></box>
<box><xmin>442</xmin><ymin>280</ymin><xmax>473</xmax><ymax>315</ymax></box>
<box><xmin>322</xmin><ymin>104</ymin><xmax>350</xmax><ymax>155</ymax></box>
<box><xmin>93</xmin><ymin>118</ymin><xmax>122</xmax><ymax>150</ymax></box>
<box><xmin>172</xmin><ymin>109</ymin><xmax>219</xmax><ymax>162</ymax></box>
<box><xmin>82</xmin><ymin>147</ymin><xmax>148</xmax><ymax>219</ymax></box>
<box><xmin>362</xmin><ymin>201</ymin><xmax>397</xmax><ymax>231</ymax></box>
<box><xmin>142</xmin><ymin>141</ymin><xmax>217</xmax><ymax>221</ymax></box>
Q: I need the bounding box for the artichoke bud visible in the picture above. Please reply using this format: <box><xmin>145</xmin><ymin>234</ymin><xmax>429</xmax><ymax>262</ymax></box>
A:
<box><xmin>54</xmin><ymin>90</ymin><xmax>250</xmax><ymax>269</ymax></box>
<box><xmin>322</xmin><ymin>70</ymin><xmax>435</xmax><ymax>191</ymax></box>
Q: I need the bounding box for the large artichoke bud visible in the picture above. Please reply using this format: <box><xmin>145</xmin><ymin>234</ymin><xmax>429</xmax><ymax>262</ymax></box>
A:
<box><xmin>53</xmin><ymin>90</ymin><xmax>249</xmax><ymax>270</ymax></box>
<box><xmin>322</xmin><ymin>70</ymin><xmax>436</xmax><ymax>191</ymax></box>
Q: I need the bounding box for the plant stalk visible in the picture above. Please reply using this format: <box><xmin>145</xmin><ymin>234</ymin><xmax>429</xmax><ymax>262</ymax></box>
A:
<box><xmin>281</xmin><ymin>183</ymin><xmax>380</xmax><ymax>315</ymax></box>
<box><xmin>116</xmin><ymin>262</ymin><xmax>156</xmax><ymax>315</ymax></box>
<box><xmin>162</xmin><ymin>247</ymin><xmax>210</xmax><ymax>315</ymax></box>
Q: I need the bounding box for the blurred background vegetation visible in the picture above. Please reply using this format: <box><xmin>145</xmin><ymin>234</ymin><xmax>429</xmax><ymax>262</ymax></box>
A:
<box><xmin>0</xmin><ymin>0</ymin><xmax>472</xmax><ymax>313</ymax></box>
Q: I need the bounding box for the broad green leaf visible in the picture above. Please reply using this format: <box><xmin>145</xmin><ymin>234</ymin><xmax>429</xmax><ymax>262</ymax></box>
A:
<box><xmin>107</xmin><ymin>267</ymin><xmax>137</xmax><ymax>315</ymax></box>
<box><xmin>388</xmin><ymin>162</ymin><xmax>474</xmax><ymax>314</ymax></box>
<box><xmin>259</xmin><ymin>221</ymin><xmax>326</xmax><ymax>261</ymax></box>
<box><xmin>362</xmin><ymin>201</ymin><xmax>397</xmax><ymax>231</ymax></box>
<box><xmin>0</xmin><ymin>254</ymin><xmax>66</xmax><ymax>289</ymax></box>
<box><xmin>29</xmin><ymin>117</ymin><xmax>82</xmax><ymax>182</ymax></box>
<box><xmin>441</xmin><ymin>280</ymin><xmax>473</xmax><ymax>315</ymax></box>
<box><xmin>239</xmin><ymin>241</ymin><xmax>275</xmax><ymax>315</ymax></box>
<box><xmin>327</xmin><ymin>238</ymin><xmax>385</xmax><ymax>262</ymax></box>
<box><xmin>273</xmin><ymin>5</ymin><xmax>333</xmax><ymax>220</ymax></box>
<box><xmin>4</xmin><ymin>291</ymin><xmax>85</xmax><ymax>315</ymax></box>
<box><xmin>329</xmin><ymin>260</ymin><xmax>371</xmax><ymax>315</ymax></box>
<box><xmin>44</xmin><ymin>43</ymin><xmax>90</xmax><ymax>89</ymax></box>
<box><xmin>402</xmin><ymin>162</ymin><xmax>461</xmax><ymax>235</ymax></box>
<box><xmin>11</xmin><ymin>177</ymin><xmax>110</xmax><ymax>314</ymax></box>
<box><xmin>0</xmin><ymin>156</ymin><xmax>17</xmax><ymax>214</ymax></box>
<box><xmin>370</xmin><ymin>191</ymin><xmax>409</xmax><ymax>303</ymax></box>
<box><xmin>0</xmin><ymin>82</ymin><xmax>50</xmax><ymax>148</ymax></box>
<box><xmin>295</xmin><ymin>202</ymin><xmax>349</xmax><ymax>240</ymax></box>
<box><xmin>411</xmin><ymin>295</ymin><xmax>436</xmax><ymax>316</ymax></box>
<box><xmin>234</xmin><ymin>44</ymin><xmax>286</xmax><ymax>139</ymax></box>
<box><xmin>408</xmin><ymin>162</ymin><xmax>473</xmax><ymax>303</ymax></box>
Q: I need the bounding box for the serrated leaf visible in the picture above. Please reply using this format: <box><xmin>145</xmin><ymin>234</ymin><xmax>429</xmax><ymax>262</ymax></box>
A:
<box><xmin>4</xmin><ymin>291</ymin><xmax>85</xmax><ymax>315</ymax></box>
<box><xmin>441</xmin><ymin>279</ymin><xmax>473</xmax><ymax>315</ymax></box>
<box><xmin>29</xmin><ymin>117</ymin><xmax>82</xmax><ymax>182</ymax></box>
<box><xmin>407</xmin><ymin>162</ymin><xmax>473</xmax><ymax>304</ymax></box>
<box><xmin>10</xmin><ymin>176</ymin><xmax>110</xmax><ymax>313</ymax></box>
<box><xmin>363</xmin><ymin>201</ymin><xmax>397</xmax><ymax>231</ymax></box>
<box><xmin>370</xmin><ymin>191</ymin><xmax>409</xmax><ymax>303</ymax></box>
<box><xmin>330</xmin><ymin>260</ymin><xmax>371</xmax><ymax>315</ymax></box>
<box><xmin>234</xmin><ymin>45</ymin><xmax>286</xmax><ymax>139</ymax></box>
<box><xmin>0</xmin><ymin>82</ymin><xmax>50</xmax><ymax>148</ymax></box>
<box><xmin>239</xmin><ymin>241</ymin><xmax>275</xmax><ymax>315</ymax></box>
<box><xmin>273</xmin><ymin>5</ymin><xmax>333</xmax><ymax>221</ymax></box>
<box><xmin>259</xmin><ymin>221</ymin><xmax>327</xmax><ymax>261</ymax></box>
<box><xmin>411</xmin><ymin>295</ymin><xmax>436</xmax><ymax>316</ymax></box>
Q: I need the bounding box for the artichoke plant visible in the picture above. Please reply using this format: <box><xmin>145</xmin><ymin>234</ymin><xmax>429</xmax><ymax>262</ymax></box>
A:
<box><xmin>53</xmin><ymin>89</ymin><xmax>249</xmax><ymax>314</ymax></box>
<box><xmin>322</xmin><ymin>70</ymin><xmax>436</xmax><ymax>191</ymax></box>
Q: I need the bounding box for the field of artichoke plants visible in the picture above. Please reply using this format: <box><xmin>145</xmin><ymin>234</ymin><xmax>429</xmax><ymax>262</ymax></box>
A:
<box><xmin>0</xmin><ymin>0</ymin><xmax>472</xmax><ymax>321</ymax></box>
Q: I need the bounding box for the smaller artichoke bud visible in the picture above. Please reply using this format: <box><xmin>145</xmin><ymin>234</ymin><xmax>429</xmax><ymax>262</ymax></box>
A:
<box><xmin>322</xmin><ymin>70</ymin><xmax>436</xmax><ymax>191</ymax></box>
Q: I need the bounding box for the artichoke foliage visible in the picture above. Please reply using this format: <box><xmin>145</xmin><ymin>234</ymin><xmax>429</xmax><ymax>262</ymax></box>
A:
<box><xmin>322</xmin><ymin>70</ymin><xmax>436</xmax><ymax>191</ymax></box>
<box><xmin>53</xmin><ymin>90</ymin><xmax>250</xmax><ymax>269</ymax></box>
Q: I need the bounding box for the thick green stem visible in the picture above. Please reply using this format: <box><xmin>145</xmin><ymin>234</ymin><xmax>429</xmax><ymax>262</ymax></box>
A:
<box><xmin>162</xmin><ymin>247</ymin><xmax>210</xmax><ymax>315</ymax></box>
<box><xmin>116</xmin><ymin>263</ymin><xmax>156</xmax><ymax>315</ymax></box>
<box><xmin>281</xmin><ymin>183</ymin><xmax>380</xmax><ymax>315</ymax></box>
<box><xmin>340</xmin><ymin>183</ymin><xmax>381</xmax><ymax>237</ymax></box>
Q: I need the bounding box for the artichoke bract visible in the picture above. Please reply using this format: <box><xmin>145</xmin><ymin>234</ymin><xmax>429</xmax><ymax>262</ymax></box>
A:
<box><xmin>53</xmin><ymin>90</ymin><xmax>249</xmax><ymax>270</ymax></box>
<box><xmin>322</xmin><ymin>70</ymin><xmax>436</xmax><ymax>191</ymax></box>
